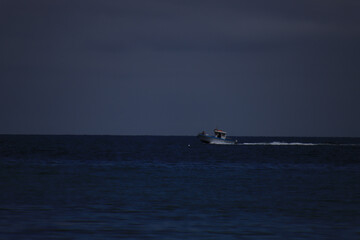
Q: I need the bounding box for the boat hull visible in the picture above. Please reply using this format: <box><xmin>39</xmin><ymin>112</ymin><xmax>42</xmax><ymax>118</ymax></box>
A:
<box><xmin>197</xmin><ymin>134</ymin><xmax>236</xmax><ymax>145</ymax></box>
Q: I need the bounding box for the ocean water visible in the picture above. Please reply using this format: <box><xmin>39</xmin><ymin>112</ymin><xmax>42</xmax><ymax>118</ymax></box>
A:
<box><xmin>0</xmin><ymin>135</ymin><xmax>359</xmax><ymax>239</ymax></box>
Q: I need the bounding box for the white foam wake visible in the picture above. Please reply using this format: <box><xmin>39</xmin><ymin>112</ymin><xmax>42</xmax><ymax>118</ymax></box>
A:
<box><xmin>209</xmin><ymin>142</ymin><xmax>236</xmax><ymax>145</ymax></box>
<box><xmin>239</xmin><ymin>142</ymin><xmax>360</xmax><ymax>146</ymax></box>
<box><xmin>241</xmin><ymin>142</ymin><xmax>317</xmax><ymax>146</ymax></box>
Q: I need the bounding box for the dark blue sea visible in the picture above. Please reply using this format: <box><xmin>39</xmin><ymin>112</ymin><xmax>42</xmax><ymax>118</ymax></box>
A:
<box><xmin>0</xmin><ymin>135</ymin><xmax>359</xmax><ymax>239</ymax></box>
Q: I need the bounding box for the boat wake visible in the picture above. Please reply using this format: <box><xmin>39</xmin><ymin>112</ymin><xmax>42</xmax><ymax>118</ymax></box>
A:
<box><xmin>209</xmin><ymin>142</ymin><xmax>236</xmax><ymax>145</ymax></box>
<box><xmin>241</xmin><ymin>142</ymin><xmax>317</xmax><ymax>146</ymax></box>
<box><xmin>238</xmin><ymin>142</ymin><xmax>360</xmax><ymax>146</ymax></box>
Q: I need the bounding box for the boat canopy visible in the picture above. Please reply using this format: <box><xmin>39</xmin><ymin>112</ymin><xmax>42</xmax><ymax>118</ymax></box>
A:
<box><xmin>214</xmin><ymin>129</ymin><xmax>227</xmax><ymax>139</ymax></box>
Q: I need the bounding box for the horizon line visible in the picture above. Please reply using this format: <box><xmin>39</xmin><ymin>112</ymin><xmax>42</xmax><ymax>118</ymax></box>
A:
<box><xmin>0</xmin><ymin>133</ymin><xmax>359</xmax><ymax>138</ymax></box>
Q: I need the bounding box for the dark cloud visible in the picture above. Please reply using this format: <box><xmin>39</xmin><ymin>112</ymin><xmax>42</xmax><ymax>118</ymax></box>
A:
<box><xmin>0</xmin><ymin>0</ymin><xmax>359</xmax><ymax>136</ymax></box>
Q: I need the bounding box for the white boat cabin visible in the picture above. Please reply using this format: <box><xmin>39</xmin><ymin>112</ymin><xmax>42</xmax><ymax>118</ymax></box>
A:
<box><xmin>214</xmin><ymin>129</ymin><xmax>227</xmax><ymax>139</ymax></box>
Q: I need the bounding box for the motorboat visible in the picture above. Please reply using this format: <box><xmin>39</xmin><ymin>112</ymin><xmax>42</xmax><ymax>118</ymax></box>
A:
<box><xmin>197</xmin><ymin>129</ymin><xmax>236</xmax><ymax>145</ymax></box>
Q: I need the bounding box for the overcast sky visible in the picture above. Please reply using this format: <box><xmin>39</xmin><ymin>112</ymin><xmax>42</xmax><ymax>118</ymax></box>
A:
<box><xmin>1</xmin><ymin>0</ymin><xmax>360</xmax><ymax>136</ymax></box>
